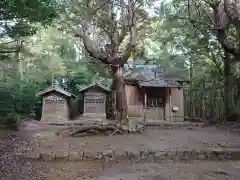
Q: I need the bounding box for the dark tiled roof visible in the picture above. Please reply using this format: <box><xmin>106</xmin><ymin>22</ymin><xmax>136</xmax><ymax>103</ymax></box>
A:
<box><xmin>139</xmin><ymin>78</ymin><xmax>182</xmax><ymax>87</ymax></box>
<box><xmin>125</xmin><ymin>67</ymin><xmax>185</xmax><ymax>87</ymax></box>
<box><xmin>37</xmin><ymin>85</ymin><xmax>76</xmax><ymax>97</ymax></box>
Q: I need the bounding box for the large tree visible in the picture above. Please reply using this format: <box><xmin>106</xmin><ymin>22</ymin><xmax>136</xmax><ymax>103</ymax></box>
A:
<box><xmin>66</xmin><ymin>0</ymin><xmax>154</xmax><ymax>127</ymax></box>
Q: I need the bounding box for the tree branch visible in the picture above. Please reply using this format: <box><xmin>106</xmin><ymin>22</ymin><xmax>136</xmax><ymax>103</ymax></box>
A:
<box><xmin>116</xmin><ymin>24</ymin><xmax>128</xmax><ymax>46</ymax></box>
<box><xmin>91</xmin><ymin>0</ymin><xmax>113</xmax><ymax>15</ymax></box>
<box><xmin>200</xmin><ymin>49</ymin><xmax>224</xmax><ymax>76</ymax></box>
<box><xmin>224</xmin><ymin>0</ymin><xmax>240</xmax><ymax>26</ymax></box>
<box><xmin>79</xmin><ymin>21</ymin><xmax>111</xmax><ymax>64</ymax></box>
<box><xmin>119</xmin><ymin>0</ymin><xmax>136</xmax><ymax>62</ymax></box>
<box><xmin>119</xmin><ymin>0</ymin><xmax>127</xmax><ymax>7</ymax></box>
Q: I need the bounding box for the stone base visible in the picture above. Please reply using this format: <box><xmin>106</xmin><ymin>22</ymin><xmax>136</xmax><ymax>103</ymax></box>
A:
<box><xmin>24</xmin><ymin>148</ymin><xmax>240</xmax><ymax>162</ymax></box>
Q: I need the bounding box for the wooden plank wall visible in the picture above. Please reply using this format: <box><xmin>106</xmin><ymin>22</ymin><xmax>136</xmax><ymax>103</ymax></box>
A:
<box><xmin>125</xmin><ymin>84</ymin><xmax>165</xmax><ymax>120</ymax></box>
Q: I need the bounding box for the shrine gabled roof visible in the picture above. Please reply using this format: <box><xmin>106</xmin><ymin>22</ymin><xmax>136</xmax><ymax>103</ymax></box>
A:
<box><xmin>37</xmin><ymin>85</ymin><xmax>76</xmax><ymax>97</ymax></box>
<box><xmin>77</xmin><ymin>82</ymin><xmax>111</xmax><ymax>92</ymax></box>
<box><xmin>124</xmin><ymin>66</ymin><xmax>188</xmax><ymax>88</ymax></box>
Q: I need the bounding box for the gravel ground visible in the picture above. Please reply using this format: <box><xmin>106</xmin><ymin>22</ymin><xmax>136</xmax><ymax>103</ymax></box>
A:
<box><xmin>32</xmin><ymin>125</ymin><xmax>240</xmax><ymax>157</ymax></box>
<box><xmin>93</xmin><ymin>161</ymin><xmax>240</xmax><ymax>180</ymax></box>
<box><xmin>0</xmin><ymin>129</ymin><xmax>48</xmax><ymax>180</ymax></box>
<box><xmin>2</xmin><ymin>120</ymin><xmax>240</xmax><ymax>180</ymax></box>
<box><xmin>0</xmin><ymin>121</ymin><xmax>103</xmax><ymax>180</ymax></box>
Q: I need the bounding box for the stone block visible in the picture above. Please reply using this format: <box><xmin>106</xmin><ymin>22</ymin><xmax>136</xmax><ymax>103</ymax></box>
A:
<box><xmin>169</xmin><ymin>151</ymin><xmax>178</xmax><ymax>161</ymax></box>
<box><xmin>176</xmin><ymin>151</ymin><xmax>184</xmax><ymax>161</ymax></box>
<box><xmin>139</xmin><ymin>149</ymin><xmax>150</xmax><ymax>160</ymax></box>
<box><xmin>198</xmin><ymin>151</ymin><xmax>207</xmax><ymax>160</ymax></box>
<box><xmin>55</xmin><ymin>152</ymin><xmax>69</xmax><ymax>160</ymax></box>
<box><xmin>83</xmin><ymin>151</ymin><xmax>97</xmax><ymax>160</ymax></box>
<box><xmin>68</xmin><ymin>151</ymin><xmax>83</xmax><ymax>161</ymax></box>
<box><xmin>116</xmin><ymin>151</ymin><xmax>128</xmax><ymax>160</ymax></box>
<box><xmin>40</xmin><ymin>152</ymin><xmax>55</xmax><ymax>161</ymax></box>
<box><xmin>165</xmin><ymin>151</ymin><xmax>173</xmax><ymax>160</ymax></box>
<box><xmin>154</xmin><ymin>151</ymin><xmax>167</xmax><ymax>162</ymax></box>
<box><xmin>103</xmin><ymin>149</ymin><xmax>115</xmax><ymax>157</ymax></box>
<box><xmin>27</xmin><ymin>151</ymin><xmax>40</xmax><ymax>159</ymax></box>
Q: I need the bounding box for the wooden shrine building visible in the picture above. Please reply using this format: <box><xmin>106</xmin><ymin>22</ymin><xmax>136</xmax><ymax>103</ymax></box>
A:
<box><xmin>78</xmin><ymin>82</ymin><xmax>111</xmax><ymax>117</ymax></box>
<box><xmin>124</xmin><ymin>66</ymin><xmax>187</xmax><ymax>122</ymax></box>
<box><xmin>37</xmin><ymin>85</ymin><xmax>76</xmax><ymax>121</ymax></box>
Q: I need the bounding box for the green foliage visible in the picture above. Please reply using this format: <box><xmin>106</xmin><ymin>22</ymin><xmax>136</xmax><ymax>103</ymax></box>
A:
<box><xmin>1</xmin><ymin>0</ymin><xmax>57</xmax><ymax>22</ymax></box>
<box><xmin>0</xmin><ymin>0</ymin><xmax>59</xmax><ymax>51</ymax></box>
<box><xmin>0</xmin><ymin>78</ymin><xmax>42</xmax><ymax>127</ymax></box>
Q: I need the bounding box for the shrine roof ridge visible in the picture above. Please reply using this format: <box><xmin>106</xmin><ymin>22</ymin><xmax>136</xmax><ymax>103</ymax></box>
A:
<box><xmin>36</xmin><ymin>85</ymin><xmax>76</xmax><ymax>97</ymax></box>
<box><xmin>77</xmin><ymin>82</ymin><xmax>111</xmax><ymax>92</ymax></box>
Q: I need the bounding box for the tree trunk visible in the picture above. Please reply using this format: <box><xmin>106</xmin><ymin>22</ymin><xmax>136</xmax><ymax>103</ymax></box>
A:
<box><xmin>14</xmin><ymin>51</ymin><xmax>22</xmax><ymax>80</ymax></box>
<box><xmin>201</xmin><ymin>77</ymin><xmax>206</xmax><ymax>120</ymax></box>
<box><xmin>223</xmin><ymin>51</ymin><xmax>231</xmax><ymax>121</ymax></box>
<box><xmin>189</xmin><ymin>57</ymin><xmax>193</xmax><ymax>117</ymax></box>
<box><xmin>114</xmin><ymin>65</ymin><xmax>128</xmax><ymax>125</ymax></box>
<box><xmin>107</xmin><ymin>89</ymin><xmax>116</xmax><ymax>120</ymax></box>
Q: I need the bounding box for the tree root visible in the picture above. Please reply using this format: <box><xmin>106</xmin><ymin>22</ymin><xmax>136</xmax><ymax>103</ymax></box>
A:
<box><xmin>57</xmin><ymin>124</ymin><xmax>138</xmax><ymax>137</ymax></box>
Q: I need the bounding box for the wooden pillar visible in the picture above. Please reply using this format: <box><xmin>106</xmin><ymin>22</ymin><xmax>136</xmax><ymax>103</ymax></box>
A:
<box><xmin>164</xmin><ymin>88</ymin><xmax>171</xmax><ymax>121</ymax></box>
<box><xmin>142</xmin><ymin>88</ymin><xmax>148</xmax><ymax>124</ymax></box>
<box><xmin>144</xmin><ymin>88</ymin><xmax>147</xmax><ymax>107</ymax></box>
<box><xmin>169</xmin><ymin>88</ymin><xmax>172</xmax><ymax>122</ymax></box>
<box><xmin>83</xmin><ymin>92</ymin><xmax>86</xmax><ymax>115</ymax></box>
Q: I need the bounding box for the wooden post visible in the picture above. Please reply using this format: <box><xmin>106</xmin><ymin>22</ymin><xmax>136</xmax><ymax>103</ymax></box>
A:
<box><xmin>144</xmin><ymin>88</ymin><xmax>147</xmax><ymax>107</ymax></box>
<box><xmin>164</xmin><ymin>88</ymin><xmax>169</xmax><ymax>121</ymax></box>
<box><xmin>169</xmin><ymin>88</ymin><xmax>172</xmax><ymax>122</ymax></box>
<box><xmin>142</xmin><ymin>88</ymin><xmax>147</xmax><ymax>124</ymax></box>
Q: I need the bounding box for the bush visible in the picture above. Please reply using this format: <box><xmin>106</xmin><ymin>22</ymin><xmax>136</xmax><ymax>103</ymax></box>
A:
<box><xmin>1</xmin><ymin>112</ymin><xmax>20</xmax><ymax>129</ymax></box>
<box><xmin>0</xmin><ymin>79</ymin><xmax>46</xmax><ymax>126</ymax></box>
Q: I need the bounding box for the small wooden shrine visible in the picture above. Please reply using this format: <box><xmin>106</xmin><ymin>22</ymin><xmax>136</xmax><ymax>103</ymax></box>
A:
<box><xmin>78</xmin><ymin>82</ymin><xmax>111</xmax><ymax>117</ymax></box>
<box><xmin>37</xmin><ymin>85</ymin><xmax>76</xmax><ymax>122</ymax></box>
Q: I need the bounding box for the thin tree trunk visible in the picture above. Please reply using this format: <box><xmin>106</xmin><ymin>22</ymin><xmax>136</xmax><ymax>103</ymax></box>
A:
<box><xmin>189</xmin><ymin>58</ymin><xmax>193</xmax><ymax>117</ymax></box>
<box><xmin>223</xmin><ymin>51</ymin><xmax>231</xmax><ymax>121</ymax></box>
<box><xmin>211</xmin><ymin>80</ymin><xmax>216</xmax><ymax>119</ymax></box>
<box><xmin>15</xmin><ymin>51</ymin><xmax>22</xmax><ymax>80</ymax></box>
<box><xmin>201</xmin><ymin>78</ymin><xmax>206</xmax><ymax>120</ymax></box>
